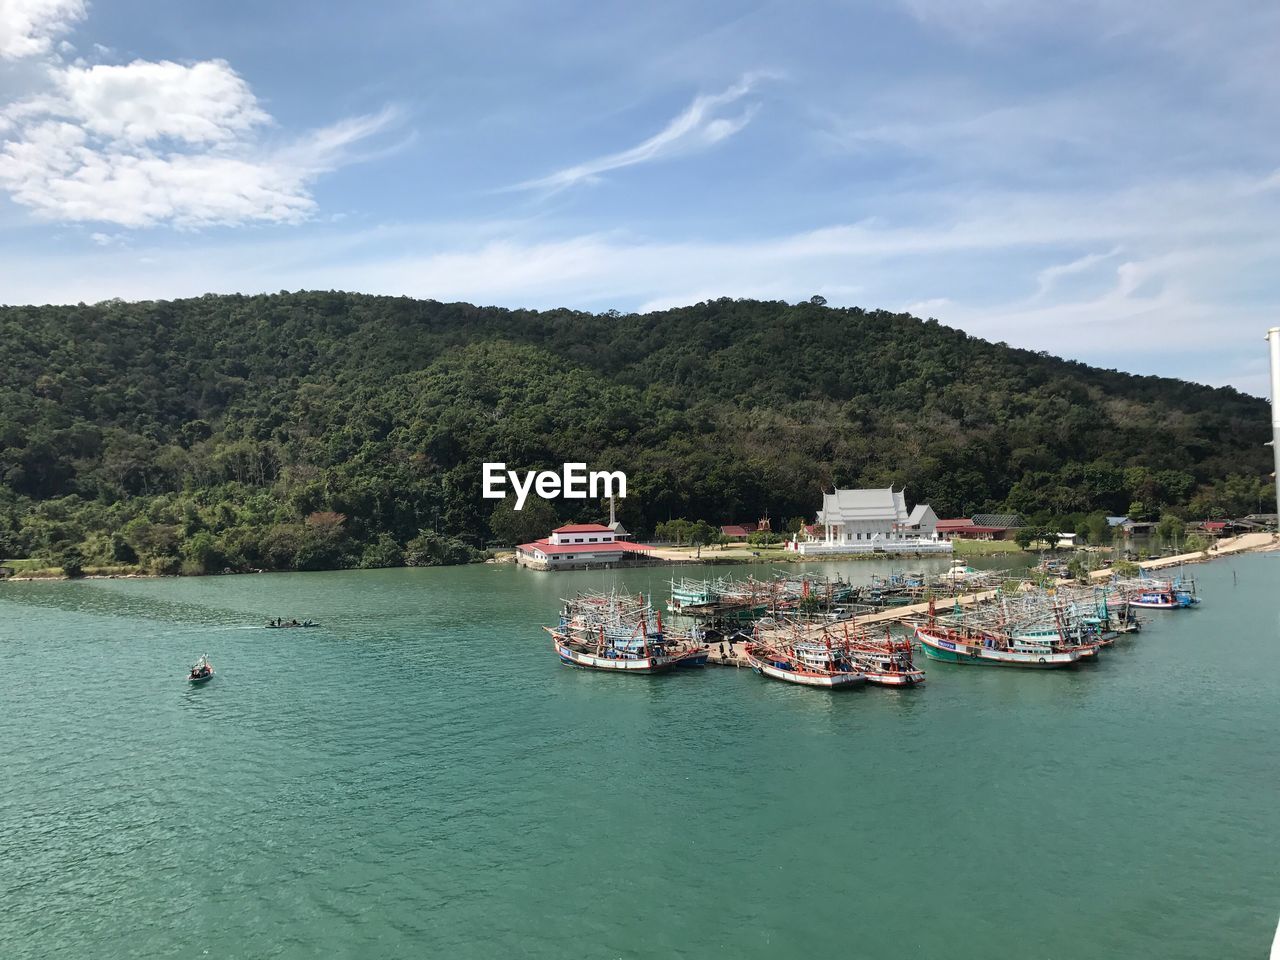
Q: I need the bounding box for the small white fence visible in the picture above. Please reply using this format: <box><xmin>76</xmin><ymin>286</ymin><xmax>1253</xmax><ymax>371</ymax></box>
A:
<box><xmin>790</xmin><ymin>538</ymin><xmax>953</xmax><ymax>556</ymax></box>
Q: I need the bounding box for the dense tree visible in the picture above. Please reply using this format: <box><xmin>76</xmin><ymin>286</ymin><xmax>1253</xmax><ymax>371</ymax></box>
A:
<box><xmin>0</xmin><ymin>292</ymin><xmax>1270</xmax><ymax>572</ymax></box>
<box><xmin>489</xmin><ymin>498</ymin><xmax>559</xmax><ymax>546</ymax></box>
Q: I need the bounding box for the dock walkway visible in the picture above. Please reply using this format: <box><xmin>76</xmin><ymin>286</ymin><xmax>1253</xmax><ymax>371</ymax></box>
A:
<box><xmin>1087</xmin><ymin>532</ymin><xmax>1278</xmax><ymax>580</ymax></box>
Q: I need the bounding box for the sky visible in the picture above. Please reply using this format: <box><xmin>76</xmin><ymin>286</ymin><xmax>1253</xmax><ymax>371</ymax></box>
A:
<box><xmin>1</xmin><ymin>1</ymin><xmax>1278</xmax><ymax>394</ymax></box>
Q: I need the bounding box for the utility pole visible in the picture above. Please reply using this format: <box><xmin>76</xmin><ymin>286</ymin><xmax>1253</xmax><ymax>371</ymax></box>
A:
<box><xmin>1269</xmin><ymin>327</ymin><xmax>1280</xmax><ymax>525</ymax></box>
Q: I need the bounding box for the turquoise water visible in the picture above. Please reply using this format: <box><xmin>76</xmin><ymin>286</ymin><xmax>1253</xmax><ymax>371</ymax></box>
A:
<box><xmin>1</xmin><ymin>555</ymin><xmax>1276</xmax><ymax>959</ymax></box>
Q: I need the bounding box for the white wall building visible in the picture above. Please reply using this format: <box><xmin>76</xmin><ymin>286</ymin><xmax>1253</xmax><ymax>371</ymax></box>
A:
<box><xmin>517</xmin><ymin>524</ymin><xmax>654</xmax><ymax>571</ymax></box>
<box><xmin>789</xmin><ymin>487</ymin><xmax>950</xmax><ymax>555</ymax></box>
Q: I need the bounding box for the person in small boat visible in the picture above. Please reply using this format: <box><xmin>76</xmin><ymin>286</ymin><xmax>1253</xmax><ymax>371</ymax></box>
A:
<box><xmin>290</xmin><ymin>619</ymin><xmax>299</xmax><ymax>626</ymax></box>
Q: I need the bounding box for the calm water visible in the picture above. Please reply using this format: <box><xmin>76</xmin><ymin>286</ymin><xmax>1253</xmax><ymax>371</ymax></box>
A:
<box><xmin>1</xmin><ymin>555</ymin><xmax>1276</xmax><ymax>959</ymax></box>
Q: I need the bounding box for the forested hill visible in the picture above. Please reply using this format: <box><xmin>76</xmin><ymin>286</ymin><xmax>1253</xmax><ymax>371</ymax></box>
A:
<box><xmin>0</xmin><ymin>292</ymin><xmax>1270</xmax><ymax>574</ymax></box>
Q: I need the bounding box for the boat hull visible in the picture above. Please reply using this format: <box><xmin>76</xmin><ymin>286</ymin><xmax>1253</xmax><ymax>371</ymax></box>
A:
<box><xmin>746</xmin><ymin>654</ymin><xmax>865</xmax><ymax>688</ymax></box>
<box><xmin>554</xmin><ymin>639</ymin><xmax>680</xmax><ymax>674</ymax></box>
<box><xmin>862</xmin><ymin>670</ymin><xmax>925</xmax><ymax>686</ymax></box>
<box><xmin>915</xmin><ymin>629</ymin><xmax>1081</xmax><ymax>668</ymax></box>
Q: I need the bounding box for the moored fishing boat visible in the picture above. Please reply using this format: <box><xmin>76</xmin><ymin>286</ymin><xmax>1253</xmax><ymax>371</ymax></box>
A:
<box><xmin>852</xmin><ymin>639</ymin><xmax>925</xmax><ymax>685</ymax></box>
<box><xmin>1115</xmin><ymin>572</ymin><xmax>1199</xmax><ymax>610</ymax></box>
<box><xmin>1126</xmin><ymin>585</ymin><xmax>1198</xmax><ymax>609</ymax></box>
<box><xmin>548</xmin><ymin>629</ymin><xmax>692</xmax><ymax>673</ymax></box>
<box><xmin>743</xmin><ymin>638</ymin><xmax>866</xmax><ymax>688</ymax></box>
<box><xmin>825</xmin><ymin>623</ymin><xmax>925</xmax><ymax>685</ymax></box>
<box><xmin>188</xmin><ymin>653</ymin><xmax>214</xmax><ymax>684</ymax></box>
<box><xmin>915</xmin><ymin>624</ymin><xmax>1085</xmax><ymax>668</ymax></box>
<box><xmin>548</xmin><ymin>590</ymin><xmax>705</xmax><ymax>674</ymax></box>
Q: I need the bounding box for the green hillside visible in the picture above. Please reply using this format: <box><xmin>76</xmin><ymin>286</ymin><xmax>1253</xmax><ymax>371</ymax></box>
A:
<box><xmin>0</xmin><ymin>292</ymin><xmax>1270</xmax><ymax>573</ymax></box>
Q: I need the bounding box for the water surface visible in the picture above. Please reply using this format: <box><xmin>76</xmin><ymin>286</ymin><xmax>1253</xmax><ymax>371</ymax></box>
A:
<box><xmin>1</xmin><ymin>555</ymin><xmax>1276</xmax><ymax>958</ymax></box>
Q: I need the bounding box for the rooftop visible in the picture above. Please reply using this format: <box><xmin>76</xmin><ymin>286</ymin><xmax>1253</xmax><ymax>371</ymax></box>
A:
<box><xmin>551</xmin><ymin>523</ymin><xmax>614</xmax><ymax>534</ymax></box>
<box><xmin>819</xmin><ymin>487</ymin><xmax>910</xmax><ymax>523</ymax></box>
<box><xmin>971</xmin><ymin>513</ymin><xmax>1022</xmax><ymax>529</ymax></box>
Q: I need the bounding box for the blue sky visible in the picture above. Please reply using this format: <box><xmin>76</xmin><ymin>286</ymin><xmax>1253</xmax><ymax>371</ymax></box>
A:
<box><xmin>1</xmin><ymin>1</ymin><xmax>1278</xmax><ymax>393</ymax></box>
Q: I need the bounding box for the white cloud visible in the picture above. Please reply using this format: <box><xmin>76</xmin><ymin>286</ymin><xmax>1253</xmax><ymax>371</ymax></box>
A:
<box><xmin>0</xmin><ymin>58</ymin><xmax>396</xmax><ymax>227</ymax></box>
<box><xmin>512</xmin><ymin>74</ymin><xmax>768</xmax><ymax>192</ymax></box>
<box><xmin>0</xmin><ymin>0</ymin><xmax>83</xmax><ymax>60</ymax></box>
<box><xmin>55</xmin><ymin>59</ymin><xmax>270</xmax><ymax>144</ymax></box>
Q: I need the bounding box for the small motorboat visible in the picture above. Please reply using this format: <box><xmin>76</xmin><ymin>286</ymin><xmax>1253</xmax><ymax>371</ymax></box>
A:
<box><xmin>265</xmin><ymin>619</ymin><xmax>319</xmax><ymax>629</ymax></box>
<box><xmin>188</xmin><ymin>653</ymin><xmax>214</xmax><ymax>684</ymax></box>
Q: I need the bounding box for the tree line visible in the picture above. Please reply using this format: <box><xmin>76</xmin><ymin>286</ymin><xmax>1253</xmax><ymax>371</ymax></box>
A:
<box><xmin>0</xmin><ymin>292</ymin><xmax>1271</xmax><ymax>574</ymax></box>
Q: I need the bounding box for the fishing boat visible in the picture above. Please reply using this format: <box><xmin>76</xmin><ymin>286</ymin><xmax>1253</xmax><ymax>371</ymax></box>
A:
<box><xmin>265</xmin><ymin>619</ymin><xmax>319</xmax><ymax>628</ymax></box>
<box><xmin>743</xmin><ymin>638</ymin><xmax>866</xmax><ymax>688</ymax></box>
<box><xmin>1010</xmin><ymin>624</ymin><xmax>1101</xmax><ymax>659</ymax></box>
<box><xmin>852</xmin><ymin>638</ymin><xmax>925</xmax><ymax>685</ymax></box>
<box><xmin>915</xmin><ymin>624</ymin><xmax>1085</xmax><ymax>668</ymax></box>
<box><xmin>817</xmin><ymin>622</ymin><xmax>925</xmax><ymax>685</ymax></box>
<box><xmin>548</xmin><ymin>630</ymin><xmax>693</xmax><ymax>672</ymax></box>
<box><xmin>668</xmin><ymin>577</ymin><xmax>767</xmax><ymax>623</ymax></box>
<box><xmin>1113</xmin><ymin>572</ymin><xmax>1199</xmax><ymax>610</ymax></box>
<box><xmin>1126</xmin><ymin>585</ymin><xmax>1198</xmax><ymax>609</ymax></box>
<box><xmin>548</xmin><ymin>591</ymin><xmax>705</xmax><ymax>674</ymax></box>
<box><xmin>188</xmin><ymin>653</ymin><xmax>214</xmax><ymax>684</ymax></box>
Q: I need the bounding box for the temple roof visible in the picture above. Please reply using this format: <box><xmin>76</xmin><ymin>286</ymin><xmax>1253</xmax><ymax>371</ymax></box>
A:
<box><xmin>818</xmin><ymin>487</ymin><xmax>908</xmax><ymax>524</ymax></box>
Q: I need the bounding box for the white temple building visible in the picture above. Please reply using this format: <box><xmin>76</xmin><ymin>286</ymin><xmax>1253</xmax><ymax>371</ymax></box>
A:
<box><xmin>788</xmin><ymin>487</ymin><xmax>950</xmax><ymax>555</ymax></box>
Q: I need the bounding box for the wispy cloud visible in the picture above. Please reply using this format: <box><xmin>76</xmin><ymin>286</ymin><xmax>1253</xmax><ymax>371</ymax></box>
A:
<box><xmin>511</xmin><ymin>73</ymin><xmax>770</xmax><ymax>193</ymax></box>
<box><xmin>1032</xmin><ymin>247</ymin><xmax>1121</xmax><ymax>299</ymax></box>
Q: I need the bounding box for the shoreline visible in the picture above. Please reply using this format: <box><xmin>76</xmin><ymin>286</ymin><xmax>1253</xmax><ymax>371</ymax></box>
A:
<box><xmin>3</xmin><ymin>532</ymin><xmax>1274</xmax><ymax>584</ymax></box>
<box><xmin>1090</xmin><ymin>531</ymin><xmax>1279</xmax><ymax>580</ymax></box>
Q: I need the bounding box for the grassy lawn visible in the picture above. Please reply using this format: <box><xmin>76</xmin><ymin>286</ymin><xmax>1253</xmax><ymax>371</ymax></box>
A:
<box><xmin>2</xmin><ymin>559</ymin><xmax>145</xmax><ymax>578</ymax></box>
<box><xmin>952</xmin><ymin>539</ymin><xmax>1027</xmax><ymax>555</ymax></box>
<box><xmin>3</xmin><ymin>558</ymin><xmax>48</xmax><ymax>571</ymax></box>
<box><xmin>1</xmin><ymin>559</ymin><xmax>62</xmax><ymax>577</ymax></box>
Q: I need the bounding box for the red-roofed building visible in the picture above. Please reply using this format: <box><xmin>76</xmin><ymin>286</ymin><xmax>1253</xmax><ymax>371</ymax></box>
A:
<box><xmin>936</xmin><ymin>519</ymin><xmax>1006</xmax><ymax>541</ymax></box>
<box><xmin>720</xmin><ymin>517</ymin><xmax>771</xmax><ymax>540</ymax></box>
<box><xmin>517</xmin><ymin>523</ymin><xmax>655</xmax><ymax>570</ymax></box>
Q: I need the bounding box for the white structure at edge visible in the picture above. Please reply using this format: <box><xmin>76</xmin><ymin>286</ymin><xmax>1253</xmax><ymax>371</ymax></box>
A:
<box><xmin>788</xmin><ymin>487</ymin><xmax>951</xmax><ymax>556</ymax></box>
<box><xmin>1267</xmin><ymin>327</ymin><xmax>1280</xmax><ymax>522</ymax></box>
